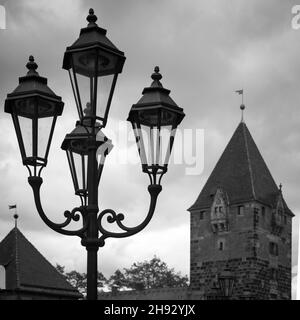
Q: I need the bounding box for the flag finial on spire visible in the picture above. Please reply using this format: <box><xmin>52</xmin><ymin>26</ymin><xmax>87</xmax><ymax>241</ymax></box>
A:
<box><xmin>235</xmin><ymin>89</ymin><xmax>245</xmax><ymax>122</ymax></box>
<box><xmin>9</xmin><ymin>204</ymin><xmax>18</xmax><ymax>228</ymax></box>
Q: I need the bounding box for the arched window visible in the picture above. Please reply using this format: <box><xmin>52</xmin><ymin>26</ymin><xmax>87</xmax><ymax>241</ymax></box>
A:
<box><xmin>0</xmin><ymin>265</ymin><xmax>6</xmax><ymax>290</ymax></box>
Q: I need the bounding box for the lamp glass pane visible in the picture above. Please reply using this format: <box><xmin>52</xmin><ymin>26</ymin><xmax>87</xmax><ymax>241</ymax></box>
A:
<box><xmin>95</xmin><ymin>73</ymin><xmax>114</xmax><ymax>123</ymax></box>
<box><xmin>18</xmin><ymin>116</ymin><xmax>32</xmax><ymax>159</ymax></box>
<box><xmin>72</xmin><ymin>152</ymin><xmax>88</xmax><ymax>194</ymax></box>
<box><xmin>69</xmin><ymin>70</ymin><xmax>91</xmax><ymax>119</ymax></box>
<box><xmin>38</xmin><ymin>116</ymin><xmax>53</xmax><ymax>159</ymax></box>
<box><xmin>70</xmin><ymin>49</ymin><xmax>115</xmax><ymax>124</ymax></box>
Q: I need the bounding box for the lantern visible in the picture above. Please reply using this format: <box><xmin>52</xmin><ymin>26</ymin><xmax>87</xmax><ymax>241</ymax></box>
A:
<box><xmin>4</xmin><ymin>56</ymin><xmax>64</xmax><ymax>177</ymax></box>
<box><xmin>218</xmin><ymin>271</ymin><xmax>235</xmax><ymax>299</ymax></box>
<box><xmin>61</xmin><ymin>122</ymin><xmax>112</xmax><ymax>205</ymax></box>
<box><xmin>63</xmin><ymin>8</ymin><xmax>126</xmax><ymax>127</ymax></box>
<box><xmin>127</xmin><ymin>66</ymin><xmax>185</xmax><ymax>185</ymax></box>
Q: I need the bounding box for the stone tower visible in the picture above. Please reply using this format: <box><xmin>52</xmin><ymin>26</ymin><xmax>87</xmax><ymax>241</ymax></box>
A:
<box><xmin>188</xmin><ymin>120</ymin><xmax>294</xmax><ymax>300</ymax></box>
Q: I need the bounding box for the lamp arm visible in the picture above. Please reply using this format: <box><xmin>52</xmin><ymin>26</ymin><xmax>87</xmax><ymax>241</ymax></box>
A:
<box><xmin>28</xmin><ymin>176</ymin><xmax>88</xmax><ymax>237</ymax></box>
<box><xmin>97</xmin><ymin>184</ymin><xmax>162</xmax><ymax>244</ymax></box>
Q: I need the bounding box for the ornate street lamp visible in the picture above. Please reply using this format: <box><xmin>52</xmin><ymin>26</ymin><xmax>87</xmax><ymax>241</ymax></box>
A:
<box><xmin>5</xmin><ymin>9</ymin><xmax>184</xmax><ymax>300</ymax></box>
<box><xmin>61</xmin><ymin>121</ymin><xmax>112</xmax><ymax>206</ymax></box>
<box><xmin>128</xmin><ymin>66</ymin><xmax>185</xmax><ymax>185</ymax></box>
<box><xmin>218</xmin><ymin>271</ymin><xmax>235</xmax><ymax>300</ymax></box>
<box><xmin>4</xmin><ymin>56</ymin><xmax>64</xmax><ymax>177</ymax></box>
<box><xmin>62</xmin><ymin>8</ymin><xmax>126</xmax><ymax>127</ymax></box>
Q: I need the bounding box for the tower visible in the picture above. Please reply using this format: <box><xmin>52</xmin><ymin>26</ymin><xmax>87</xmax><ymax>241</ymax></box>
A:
<box><xmin>188</xmin><ymin>118</ymin><xmax>294</xmax><ymax>300</ymax></box>
<box><xmin>0</xmin><ymin>226</ymin><xmax>81</xmax><ymax>300</ymax></box>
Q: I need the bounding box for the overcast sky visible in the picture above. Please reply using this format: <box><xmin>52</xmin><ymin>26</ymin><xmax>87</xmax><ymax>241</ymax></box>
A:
<box><xmin>0</xmin><ymin>0</ymin><xmax>299</xmax><ymax>298</ymax></box>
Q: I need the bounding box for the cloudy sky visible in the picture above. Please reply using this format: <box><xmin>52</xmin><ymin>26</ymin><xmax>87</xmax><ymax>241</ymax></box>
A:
<box><xmin>0</xmin><ymin>0</ymin><xmax>299</xmax><ymax>298</ymax></box>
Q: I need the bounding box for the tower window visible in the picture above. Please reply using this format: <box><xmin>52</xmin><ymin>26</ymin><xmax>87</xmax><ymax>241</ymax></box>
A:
<box><xmin>261</xmin><ymin>206</ymin><xmax>265</xmax><ymax>217</ymax></box>
<box><xmin>200</xmin><ymin>211</ymin><xmax>205</xmax><ymax>220</ymax></box>
<box><xmin>217</xmin><ymin>239</ymin><xmax>225</xmax><ymax>251</ymax></box>
<box><xmin>284</xmin><ymin>215</ymin><xmax>287</xmax><ymax>225</ymax></box>
<box><xmin>269</xmin><ymin>242</ymin><xmax>279</xmax><ymax>256</ymax></box>
<box><xmin>237</xmin><ymin>205</ymin><xmax>244</xmax><ymax>216</ymax></box>
<box><xmin>254</xmin><ymin>208</ymin><xmax>259</xmax><ymax>223</ymax></box>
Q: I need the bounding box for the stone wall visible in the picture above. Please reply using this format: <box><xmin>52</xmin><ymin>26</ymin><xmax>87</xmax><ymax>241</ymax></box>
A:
<box><xmin>190</xmin><ymin>200</ymin><xmax>292</xmax><ymax>299</ymax></box>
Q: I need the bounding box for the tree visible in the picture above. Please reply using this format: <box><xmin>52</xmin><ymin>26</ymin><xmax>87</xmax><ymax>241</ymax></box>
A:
<box><xmin>107</xmin><ymin>269</ymin><xmax>128</xmax><ymax>291</ymax></box>
<box><xmin>55</xmin><ymin>264</ymin><xmax>106</xmax><ymax>296</ymax></box>
<box><xmin>56</xmin><ymin>256</ymin><xmax>189</xmax><ymax>293</ymax></box>
<box><xmin>123</xmin><ymin>256</ymin><xmax>188</xmax><ymax>290</ymax></box>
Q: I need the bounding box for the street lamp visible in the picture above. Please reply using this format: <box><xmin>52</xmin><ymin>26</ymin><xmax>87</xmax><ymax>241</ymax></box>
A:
<box><xmin>62</xmin><ymin>8</ymin><xmax>125</xmax><ymax>127</ymax></box>
<box><xmin>127</xmin><ymin>66</ymin><xmax>185</xmax><ymax>185</ymax></box>
<box><xmin>4</xmin><ymin>9</ymin><xmax>185</xmax><ymax>300</ymax></box>
<box><xmin>4</xmin><ymin>55</ymin><xmax>64</xmax><ymax>177</ymax></box>
<box><xmin>218</xmin><ymin>271</ymin><xmax>235</xmax><ymax>300</ymax></box>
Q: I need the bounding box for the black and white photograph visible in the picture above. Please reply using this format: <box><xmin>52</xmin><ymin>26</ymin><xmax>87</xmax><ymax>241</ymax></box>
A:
<box><xmin>0</xmin><ymin>0</ymin><xmax>299</xmax><ymax>306</ymax></box>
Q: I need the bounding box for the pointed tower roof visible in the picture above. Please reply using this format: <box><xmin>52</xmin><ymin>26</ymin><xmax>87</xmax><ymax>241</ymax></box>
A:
<box><xmin>188</xmin><ymin>122</ymin><xmax>293</xmax><ymax>216</ymax></box>
<box><xmin>0</xmin><ymin>227</ymin><xmax>81</xmax><ymax>299</ymax></box>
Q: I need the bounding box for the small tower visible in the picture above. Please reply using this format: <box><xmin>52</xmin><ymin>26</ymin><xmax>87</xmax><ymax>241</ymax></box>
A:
<box><xmin>188</xmin><ymin>116</ymin><xmax>294</xmax><ymax>300</ymax></box>
<box><xmin>0</xmin><ymin>224</ymin><xmax>82</xmax><ymax>300</ymax></box>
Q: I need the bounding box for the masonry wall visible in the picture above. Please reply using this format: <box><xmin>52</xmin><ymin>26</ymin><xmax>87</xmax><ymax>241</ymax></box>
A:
<box><xmin>190</xmin><ymin>201</ymin><xmax>292</xmax><ymax>300</ymax></box>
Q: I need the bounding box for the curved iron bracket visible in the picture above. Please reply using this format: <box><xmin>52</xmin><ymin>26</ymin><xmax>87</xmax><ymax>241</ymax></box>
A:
<box><xmin>28</xmin><ymin>176</ymin><xmax>88</xmax><ymax>237</ymax></box>
<box><xmin>97</xmin><ymin>184</ymin><xmax>162</xmax><ymax>245</ymax></box>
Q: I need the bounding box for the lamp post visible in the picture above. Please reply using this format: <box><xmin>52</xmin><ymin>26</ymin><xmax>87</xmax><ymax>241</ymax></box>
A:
<box><xmin>218</xmin><ymin>271</ymin><xmax>235</xmax><ymax>300</ymax></box>
<box><xmin>5</xmin><ymin>9</ymin><xmax>185</xmax><ymax>300</ymax></box>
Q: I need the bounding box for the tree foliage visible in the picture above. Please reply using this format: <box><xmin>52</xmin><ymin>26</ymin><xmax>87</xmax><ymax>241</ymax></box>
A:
<box><xmin>56</xmin><ymin>256</ymin><xmax>188</xmax><ymax>294</ymax></box>
<box><xmin>55</xmin><ymin>264</ymin><xmax>106</xmax><ymax>296</ymax></box>
<box><xmin>122</xmin><ymin>256</ymin><xmax>188</xmax><ymax>290</ymax></box>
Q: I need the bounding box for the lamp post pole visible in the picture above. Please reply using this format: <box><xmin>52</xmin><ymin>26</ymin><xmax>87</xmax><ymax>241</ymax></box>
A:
<box><xmin>5</xmin><ymin>9</ymin><xmax>185</xmax><ymax>300</ymax></box>
<box><xmin>86</xmin><ymin>138</ymin><xmax>99</xmax><ymax>300</ymax></box>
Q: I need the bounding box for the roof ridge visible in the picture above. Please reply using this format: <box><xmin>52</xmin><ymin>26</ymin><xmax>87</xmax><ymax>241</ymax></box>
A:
<box><xmin>242</xmin><ymin>122</ymin><xmax>256</xmax><ymax>201</ymax></box>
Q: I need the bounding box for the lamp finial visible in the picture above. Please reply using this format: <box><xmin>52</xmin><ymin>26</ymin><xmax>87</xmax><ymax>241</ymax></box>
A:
<box><xmin>151</xmin><ymin>66</ymin><xmax>162</xmax><ymax>82</ymax></box>
<box><xmin>26</xmin><ymin>55</ymin><xmax>38</xmax><ymax>75</ymax></box>
<box><xmin>87</xmin><ymin>8</ymin><xmax>98</xmax><ymax>26</ymax></box>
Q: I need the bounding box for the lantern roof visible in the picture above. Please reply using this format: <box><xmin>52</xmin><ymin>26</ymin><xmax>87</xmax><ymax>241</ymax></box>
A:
<box><xmin>61</xmin><ymin>122</ymin><xmax>109</xmax><ymax>154</ymax></box>
<box><xmin>62</xmin><ymin>8</ymin><xmax>125</xmax><ymax>73</ymax></box>
<box><xmin>128</xmin><ymin>66</ymin><xmax>185</xmax><ymax>124</ymax></box>
<box><xmin>4</xmin><ymin>56</ymin><xmax>64</xmax><ymax>115</ymax></box>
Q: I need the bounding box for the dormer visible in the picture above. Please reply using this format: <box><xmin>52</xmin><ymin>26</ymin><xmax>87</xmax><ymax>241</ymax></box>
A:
<box><xmin>211</xmin><ymin>188</ymin><xmax>229</xmax><ymax>233</ymax></box>
<box><xmin>272</xmin><ymin>191</ymin><xmax>285</xmax><ymax>235</ymax></box>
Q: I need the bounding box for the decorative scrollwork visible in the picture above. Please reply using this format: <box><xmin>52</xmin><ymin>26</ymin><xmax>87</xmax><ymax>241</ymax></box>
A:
<box><xmin>98</xmin><ymin>209</ymin><xmax>132</xmax><ymax>233</ymax></box>
<box><xmin>97</xmin><ymin>184</ymin><xmax>162</xmax><ymax>243</ymax></box>
<box><xmin>28</xmin><ymin>176</ymin><xmax>89</xmax><ymax>237</ymax></box>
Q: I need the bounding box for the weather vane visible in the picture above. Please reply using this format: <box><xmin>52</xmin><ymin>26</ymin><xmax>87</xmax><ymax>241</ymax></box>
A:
<box><xmin>9</xmin><ymin>204</ymin><xmax>18</xmax><ymax>228</ymax></box>
<box><xmin>235</xmin><ymin>89</ymin><xmax>245</xmax><ymax>122</ymax></box>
